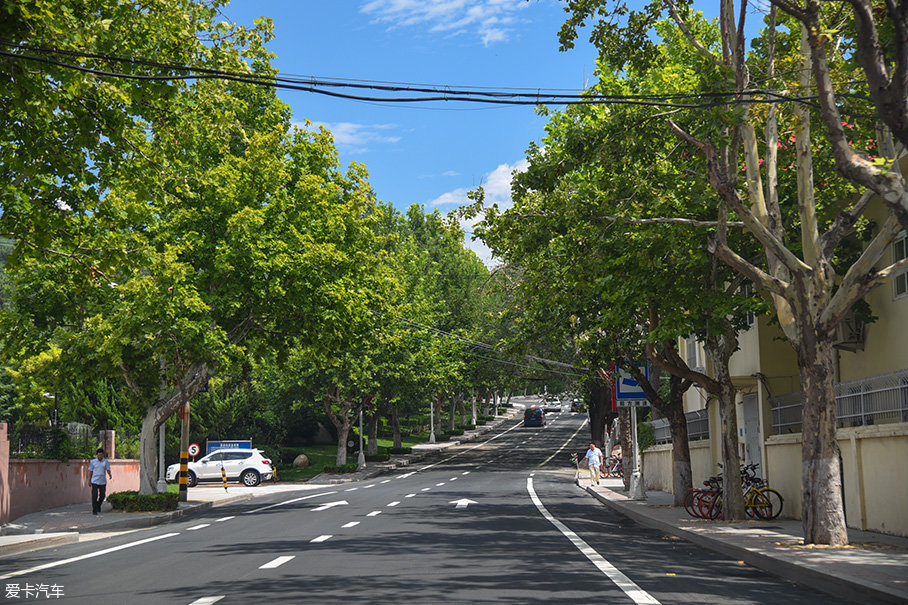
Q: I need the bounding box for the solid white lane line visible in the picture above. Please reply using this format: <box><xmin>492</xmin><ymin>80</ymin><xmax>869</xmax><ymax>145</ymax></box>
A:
<box><xmin>260</xmin><ymin>555</ymin><xmax>295</xmax><ymax>569</ymax></box>
<box><xmin>381</xmin><ymin>479</ymin><xmax>392</xmax><ymax>484</ymax></box>
<box><xmin>186</xmin><ymin>524</ymin><xmax>210</xmax><ymax>531</ymax></box>
<box><xmin>245</xmin><ymin>491</ymin><xmax>338</xmax><ymax>514</ymax></box>
<box><xmin>405</xmin><ymin>493</ymin><xmax>416</xmax><ymax>498</ymax></box>
<box><xmin>189</xmin><ymin>597</ymin><xmax>224</xmax><ymax>605</ymax></box>
<box><xmin>214</xmin><ymin>516</ymin><xmax>235</xmax><ymax>522</ymax></box>
<box><xmin>0</xmin><ymin>533</ymin><xmax>180</xmax><ymax>581</ymax></box>
<box><xmin>310</xmin><ymin>535</ymin><xmax>332</xmax><ymax>543</ymax></box>
<box><xmin>387</xmin><ymin>501</ymin><xmax>400</xmax><ymax>507</ymax></box>
<box><xmin>540</xmin><ymin>418</ymin><xmax>589</xmax><ymax>467</ymax></box>
<box><xmin>526</xmin><ymin>478</ymin><xmax>659</xmax><ymax>605</ymax></box>
<box><xmin>366</xmin><ymin>511</ymin><xmax>382</xmax><ymax>517</ymax></box>
<box><xmin>342</xmin><ymin>521</ymin><xmax>360</xmax><ymax>528</ymax></box>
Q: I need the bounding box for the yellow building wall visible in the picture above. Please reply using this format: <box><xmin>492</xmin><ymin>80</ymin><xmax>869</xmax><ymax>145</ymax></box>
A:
<box><xmin>641</xmin><ymin>440</ymin><xmax>712</xmax><ymax>493</ymax></box>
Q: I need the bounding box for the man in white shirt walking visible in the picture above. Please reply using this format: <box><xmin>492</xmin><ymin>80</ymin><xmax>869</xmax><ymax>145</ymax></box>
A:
<box><xmin>585</xmin><ymin>442</ymin><xmax>603</xmax><ymax>485</ymax></box>
<box><xmin>88</xmin><ymin>448</ymin><xmax>112</xmax><ymax>515</ymax></box>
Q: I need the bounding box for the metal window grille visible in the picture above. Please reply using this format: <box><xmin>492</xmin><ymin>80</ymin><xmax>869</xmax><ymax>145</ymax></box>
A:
<box><xmin>649</xmin><ymin>408</ymin><xmax>710</xmax><ymax>444</ymax></box>
<box><xmin>895</xmin><ymin>233</ymin><xmax>907</xmax><ymax>299</ymax></box>
<box><xmin>770</xmin><ymin>369</ymin><xmax>908</xmax><ymax>433</ymax></box>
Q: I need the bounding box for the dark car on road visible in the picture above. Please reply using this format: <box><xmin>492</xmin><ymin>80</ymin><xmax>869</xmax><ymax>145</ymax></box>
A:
<box><xmin>523</xmin><ymin>407</ymin><xmax>546</xmax><ymax>427</ymax></box>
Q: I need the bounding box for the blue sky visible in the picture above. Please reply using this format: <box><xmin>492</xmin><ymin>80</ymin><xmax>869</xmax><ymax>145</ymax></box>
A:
<box><xmin>220</xmin><ymin>1</ymin><xmax>598</xmax><ymax>263</ymax></box>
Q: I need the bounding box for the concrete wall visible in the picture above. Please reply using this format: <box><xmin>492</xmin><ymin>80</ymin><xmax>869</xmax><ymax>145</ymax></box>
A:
<box><xmin>6</xmin><ymin>459</ymin><xmax>140</xmax><ymax>524</ymax></box>
<box><xmin>642</xmin><ymin>440</ymin><xmax>712</xmax><ymax>493</ymax></box>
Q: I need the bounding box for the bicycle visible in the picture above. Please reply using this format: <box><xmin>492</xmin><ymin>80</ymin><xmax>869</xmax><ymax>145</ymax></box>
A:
<box><xmin>602</xmin><ymin>455</ymin><xmax>624</xmax><ymax>479</ymax></box>
<box><xmin>684</xmin><ymin>464</ymin><xmax>783</xmax><ymax>520</ymax></box>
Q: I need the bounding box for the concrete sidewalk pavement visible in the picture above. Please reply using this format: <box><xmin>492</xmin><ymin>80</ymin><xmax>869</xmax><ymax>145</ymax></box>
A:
<box><xmin>578</xmin><ymin>475</ymin><xmax>908</xmax><ymax>604</ymax></box>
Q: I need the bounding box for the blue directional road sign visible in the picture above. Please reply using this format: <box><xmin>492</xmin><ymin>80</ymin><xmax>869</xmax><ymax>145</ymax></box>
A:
<box><xmin>615</xmin><ymin>362</ymin><xmax>650</xmax><ymax>405</ymax></box>
<box><xmin>206</xmin><ymin>440</ymin><xmax>252</xmax><ymax>455</ymax></box>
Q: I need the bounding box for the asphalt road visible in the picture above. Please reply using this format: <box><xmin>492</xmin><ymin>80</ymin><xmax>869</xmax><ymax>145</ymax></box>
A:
<box><xmin>0</xmin><ymin>398</ymin><xmax>846</xmax><ymax>604</ymax></box>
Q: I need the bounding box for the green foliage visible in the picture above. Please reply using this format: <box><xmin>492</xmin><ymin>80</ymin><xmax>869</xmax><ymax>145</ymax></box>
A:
<box><xmin>322</xmin><ymin>463</ymin><xmax>358</xmax><ymax>474</ymax></box>
<box><xmin>364</xmin><ymin>450</ymin><xmax>390</xmax><ymax>462</ymax></box>
<box><xmin>638</xmin><ymin>419</ymin><xmax>655</xmax><ymax>452</ymax></box>
<box><xmin>107</xmin><ymin>491</ymin><xmax>179</xmax><ymax>512</ymax></box>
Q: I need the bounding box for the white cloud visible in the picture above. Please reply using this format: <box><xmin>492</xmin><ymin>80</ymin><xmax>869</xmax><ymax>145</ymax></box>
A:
<box><xmin>296</xmin><ymin>121</ymin><xmax>401</xmax><ymax>153</ymax></box>
<box><xmin>429</xmin><ymin>158</ymin><xmax>528</xmax><ymax>266</ymax></box>
<box><xmin>360</xmin><ymin>0</ymin><xmax>529</xmax><ymax>46</ymax></box>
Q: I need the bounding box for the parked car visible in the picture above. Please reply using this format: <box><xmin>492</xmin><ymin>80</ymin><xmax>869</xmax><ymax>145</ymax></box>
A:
<box><xmin>523</xmin><ymin>407</ymin><xmax>546</xmax><ymax>427</ymax></box>
<box><xmin>166</xmin><ymin>448</ymin><xmax>274</xmax><ymax>487</ymax></box>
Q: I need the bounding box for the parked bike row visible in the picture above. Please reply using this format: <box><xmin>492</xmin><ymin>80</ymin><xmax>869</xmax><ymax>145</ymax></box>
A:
<box><xmin>684</xmin><ymin>463</ymin><xmax>784</xmax><ymax>520</ymax></box>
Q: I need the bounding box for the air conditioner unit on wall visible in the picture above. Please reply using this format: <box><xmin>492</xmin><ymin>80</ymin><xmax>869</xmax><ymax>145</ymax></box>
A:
<box><xmin>833</xmin><ymin>312</ymin><xmax>865</xmax><ymax>352</ymax></box>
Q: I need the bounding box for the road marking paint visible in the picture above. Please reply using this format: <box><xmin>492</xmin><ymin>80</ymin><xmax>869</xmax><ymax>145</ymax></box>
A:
<box><xmin>462</xmin><ymin>471</ymin><xmax>470</xmax><ymax>475</ymax></box>
<box><xmin>421</xmin><ymin>487</ymin><xmax>431</xmax><ymax>492</ymax></box>
<box><xmin>366</xmin><ymin>511</ymin><xmax>382</xmax><ymax>517</ymax></box>
<box><xmin>398</xmin><ymin>472</ymin><xmax>415</xmax><ymax>479</ymax></box>
<box><xmin>310</xmin><ymin>535</ymin><xmax>332</xmax><ymax>543</ymax></box>
<box><xmin>345</xmin><ymin>487</ymin><xmax>359</xmax><ymax>492</ymax></box>
<box><xmin>405</xmin><ymin>493</ymin><xmax>416</xmax><ymax>498</ymax></box>
<box><xmin>0</xmin><ymin>533</ymin><xmax>180</xmax><ymax>581</ymax></box>
<box><xmin>387</xmin><ymin>501</ymin><xmax>400</xmax><ymax>507</ymax></box>
<box><xmin>245</xmin><ymin>491</ymin><xmax>338</xmax><ymax>514</ymax></box>
<box><xmin>381</xmin><ymin>479</ymin><xmax>392</xmax><ymax>484</ymax></box>
<box><xmin>189</xmin><ymin>597</ymin><xmax>224</xmax><ymax>605</ymax></box>
<box><xmin>214</xmin><ymin>516</ymin><xmax>235</xmax><ymax>522</ymax></box>
<box><xmin>186</xmin><ymin>524</ymin><xmax>210</xmax><ymax>531</ymax></box>
<box><xmin>436</xmin><ymin>482</ymin><xmax>446</xmax><ymax>486</ymax></box>
<box><xmin>418</xmin><ymin>420</ymin><xmax>523</xmax><ymax>472</ymax></box>
<box><xmin>342</xmin><ymin>521</ymin><xmax>360</xmax><ymax>528</ymax></box>
<box><xmin>363</xmin><ymin>484</ymin><xmax>376</xmax><ymax>489</ymax></box>
<box><xmin>260</xmin><ymin>555</ymin><xmax>295</xmax><ymax>569</ymax></box>
<box><xmin>450</xmin><ymin>477</ymin><xmax>458</xmax><ymax>481</ymax></box>
<box><xmin>526</xmin><ymin>477</ymin><xmax>659</xmax><ymax>605</ymax></box>
<box><xmin>539</xmin><ymin>418</ymin><xmax>589</xmax><ymax>468</ymax></box>
<box><xmin>311</xmin><ymin>500</ymin><xmax>348</xmax><ymax>512</ymax></box>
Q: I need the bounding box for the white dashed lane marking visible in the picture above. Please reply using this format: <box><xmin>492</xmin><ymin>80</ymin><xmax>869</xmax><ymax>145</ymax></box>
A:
<box><xmin>186</xmin><ymin>524</ymin><xmax>210</xmax><ymax>531</ymax></box>
<box><xmin>367</xmin><ymin>511</ymin><xmax>382</xmax><ymax>517</ymax></box>
<box><xmin>405</xmin><ymin>493</ymin><xmax>416</xmax><ymax>498</ymax></box>
<box><xmin>260</xmin><ymin>556</ymin><xmax>295</xmax><ymax>569</ymax></box>
<box><xmin>421</xmin><ymin>488</ymin><xmax>431</xmax><ymax>492</ymax></box>
<box><xmin>311</xmin><ymin>535</ymin><xmax>332</xmax><ymax>543</ymax></box>
<box><xmin>342</xmin><ymin>522</ymin><xmax>360</xmax><ymax>528</ymax></box>
<box><xmin>388</xmin><ymin>501</ymin><xmax>400</xmax><ymax>507</ymax></box>
<box><xmin>214</xmin><ymin>516</ymin><xmax>234</xmax><ymax>522</ymax></box>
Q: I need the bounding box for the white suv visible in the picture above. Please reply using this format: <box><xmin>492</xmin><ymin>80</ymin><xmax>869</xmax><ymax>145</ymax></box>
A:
<box><xmin>166</xmin><ymin>448</ymin><xmax>274</xmax><ymax>487</ymax></box>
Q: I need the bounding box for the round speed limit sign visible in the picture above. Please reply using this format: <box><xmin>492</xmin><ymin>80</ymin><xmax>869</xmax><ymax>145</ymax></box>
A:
<box><xmin>188</xmin><ymin>443</ymin><xmax>200</xmax><ymax>457</ymax></box>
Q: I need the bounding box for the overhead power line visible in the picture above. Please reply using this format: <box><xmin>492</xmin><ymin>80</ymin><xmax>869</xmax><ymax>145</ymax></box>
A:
<box><xmin>0</xmin><ymin>42</ymin><xmax>874</xmax><ymax>110</ymax></box>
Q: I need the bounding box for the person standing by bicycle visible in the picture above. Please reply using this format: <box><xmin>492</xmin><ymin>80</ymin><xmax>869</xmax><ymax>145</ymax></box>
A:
<box><xmin>585</xmin><ymin>442</ymin><xmax>603</xmax><ymax>485</ymax></box>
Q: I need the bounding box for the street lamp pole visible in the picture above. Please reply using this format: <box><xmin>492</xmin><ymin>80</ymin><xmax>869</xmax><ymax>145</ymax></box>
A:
<box><xmin>429</xmin><ymin>395</ymin><xmax>436</xmax><ymax>444</ymax></box>
<box><xmin>357</xmin><ymin>409</ymin><xmax>366</xmax><ymax>469</ymax></box>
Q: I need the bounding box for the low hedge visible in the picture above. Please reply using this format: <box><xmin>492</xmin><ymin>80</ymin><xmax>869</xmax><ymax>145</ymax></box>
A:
<box><xmin>365</xmin><ymin>451</ymin><xmax>391</xmax><ymax>462</ymax></box>
<box><xmin>107</xmin><ymin>491</ymin><xmax>179</xmax><ymax>512</ymax></box>
<box><xmin>322</xmin><ymin>463</ymin><xmax>358</xmax><ymax>474</ymax></box>
<box><xmin>389</xmin><ymin>447</ymin><xmax>412</xmax><ymax>455</ymax></box>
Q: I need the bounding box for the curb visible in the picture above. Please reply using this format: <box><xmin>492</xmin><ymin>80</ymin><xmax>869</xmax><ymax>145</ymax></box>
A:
<box><xmin>579</xmin><ymin>481</ymin><xmax>906</xmax><ymax>605</ymax></box>
<box><xmin>0</xmin><ymin>533</ymin><xmax>79</xmax><ymax>558</ymax></box>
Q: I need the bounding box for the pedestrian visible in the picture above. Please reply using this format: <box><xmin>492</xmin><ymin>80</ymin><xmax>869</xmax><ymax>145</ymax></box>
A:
<box><xmin>585</xmin><ymin>442</ymin><xmax>603</xmax><ymax>485</ymax></box>
<box><xmin>88</xmin><ymin>448</ymin><xmax>112</xmax><ymax>515</ymax></box>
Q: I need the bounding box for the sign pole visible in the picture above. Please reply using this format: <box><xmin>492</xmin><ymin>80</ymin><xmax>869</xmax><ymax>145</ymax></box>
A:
<box><xmin>629</xmin><ymin>404</ymin><xmax>645</xmax><ymax>500</ymax></box>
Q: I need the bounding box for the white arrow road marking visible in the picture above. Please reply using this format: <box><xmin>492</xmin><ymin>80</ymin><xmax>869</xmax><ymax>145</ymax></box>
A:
<box><xmin>387</xmin><ymin>501</ymin><xmax>400</xmax><ymax>507</ymax></box>
<box><xmin>186</xmin><ymin>524</ymin><xmax>210</xmax><ymax>531</ymax></box>
<box><xmin>450</xmin><ymin>498</ymin><xmax>477</xmax><ymax>509</ymax></box>
<box><xmin>342</xmin><ymin>521</ymin><xmax>360</xmax><ymax>528</ymax></box>
<box><xmin>311</xmin><ymin>535</ymin><xmax>332</xmax><ymax>543</ymax></box>
<box><xmin>246</xmin><ymin>491</ymin><xmax>338</xmax><ymax>514</ymax></box>
<box><xmin>367</xmin><ymin>511</ymin><xmax>382</xmax><ymax>517</ymax></box>
<box><xmin>260</xmin><ymin>556</ymin><xmax>295</xmax><ymax>569</ymax></box>
<box><xmin>311</xmin><ymin>500</ymin><xmax>348</xmax><ymax>512</ymax></box>
<box><xmin>526</xmin><ymin>477</ymin><xmax>660</xmax><ymax>605</ymax></box>
<box><xmin>189</xmin><ymin>597</ymin><xmax>224</xmax><ymax>605</ymax></box>
<box><xmin>214</xmin><ymin>516</ymin><xmax>234</xmax><ymax>522</ymax></box>
<box><xmin>0</xmin><ymin>532</ymin><xmax>180</xmax><ymax>581</ymax></box>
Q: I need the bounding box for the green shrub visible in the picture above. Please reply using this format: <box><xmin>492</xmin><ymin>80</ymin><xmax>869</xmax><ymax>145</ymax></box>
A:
<box><xmin>108</xmin><ymin>491</ymin><xmax>179</xmax><ymax>512</ymax></box>
<box><xmin>448</xmin><ymin>428</ymin><xmax>465</xmax><ymax>436</ymax></box>
<box><xmin>365</xmin><ymin>450</ymin><xmax>390</xmax><ymax>462</ymax></box>
<box><xmin>322</xmin><ymin>463</ymin><xmax>358</xmax><ymax>474</ymax></box>
<box><xmin>389</xmin><ymin>447</ymin><xmax>411</xmax><ymax>455</ymax></box>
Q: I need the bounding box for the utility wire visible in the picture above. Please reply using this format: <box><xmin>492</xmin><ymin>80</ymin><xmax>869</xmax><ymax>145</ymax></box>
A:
<box><xmin>0</xmin><ymin>42</ymin><xmax>875</xmax><ymax>110</ymax></box>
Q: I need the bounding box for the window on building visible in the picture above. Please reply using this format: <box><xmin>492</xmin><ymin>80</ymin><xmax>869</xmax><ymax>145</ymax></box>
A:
<box><xmin>742</xmin><ymin>282</ymin><xmax>756</xmax><ymax>327</ymax></box>
<box><xmin>895</xmin><ymin>231</ymin><xmax>907</xmax><ymax>300</ymax></box>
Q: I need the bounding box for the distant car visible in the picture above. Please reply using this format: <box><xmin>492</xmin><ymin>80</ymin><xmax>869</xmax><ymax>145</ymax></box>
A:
<box><xmin>523</xmin><ymin>407</ymin><xmax>546</xmax><ymax>427</ymax></box>
<box><xmin>542</xmin><ymin>398</ymin><xmax>561</xmax><ymax>412</ymax></box>
<box><xmin>571</xmin><ymin>399</ymin><xmax>584</xmax><ymax>412</ymax></box>
<box><xmin>166</xmin><ymin>448</ymin><xmax>273</xmax><ymax>487</ymax></box>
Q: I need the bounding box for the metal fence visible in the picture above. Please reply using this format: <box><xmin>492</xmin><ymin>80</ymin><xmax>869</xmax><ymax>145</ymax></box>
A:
<box><xmin>649</xmin><ymin>408</ymin><xmax>710</xmax><ymax>444</ymax></box>
<box><xmin>770</xmin><ymin>369</ymin><xmax>908</xmax><ymax>433</ymax></box>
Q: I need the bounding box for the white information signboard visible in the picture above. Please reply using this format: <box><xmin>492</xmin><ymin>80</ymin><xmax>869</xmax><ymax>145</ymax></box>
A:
<box><xmin>615</xmin><ymin>362</ymin><xmax>650</xmax><ymax>405</ymax></box>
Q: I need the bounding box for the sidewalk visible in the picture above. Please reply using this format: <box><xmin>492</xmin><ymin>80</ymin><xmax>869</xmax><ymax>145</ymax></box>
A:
<box><xmin>578</xmin><ymin>475</ymin><xmax>908</xmax><ymax>604</ymax></box>
<box><xmin>0</xmin><ymin>405</ymin><xmax>525</xmax><ymax>557</ymax></box>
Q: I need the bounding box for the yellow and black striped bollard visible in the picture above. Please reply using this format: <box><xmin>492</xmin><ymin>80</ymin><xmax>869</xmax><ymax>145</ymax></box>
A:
<box><xmin>178</xmin><ymin>450</ymin><xmax>189</xmax><ymax>501</ymax></box>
